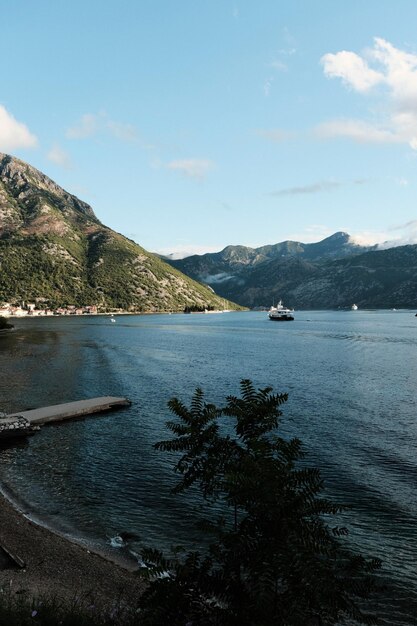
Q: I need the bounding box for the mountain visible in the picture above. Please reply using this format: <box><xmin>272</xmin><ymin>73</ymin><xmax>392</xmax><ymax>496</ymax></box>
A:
<box><xmin>287</xmin><ymin>244</ymin><xmax>417</xmax><ymax>309</ymax></box>
<box><xmin>166</xmin><ymin>232</ymin><xmax>373</xmax><ymax>283</ymax></box>
<box><xmin>166</xmin><ymin>235</ymin><xmax>417</xmax><ymax>309</ymax></box>
<box><xmin>0</xmin><ymin>154</ymin><xmax>239</xmax><ymax>312</ymax></box>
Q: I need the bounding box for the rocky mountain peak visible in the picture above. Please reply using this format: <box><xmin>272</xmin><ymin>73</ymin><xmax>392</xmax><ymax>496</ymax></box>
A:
<box><xmin>0</xmin><ymin>154</ymin><xmax>234</xmax><ymax>313</ymax></box>
<box><xmin>0</xmin><ymin>153</ymin><xmax>98</xmax><ymax>233</ymax></box>
<box><xmin>319</xmin><ymin>231</ymin><xmax>350</xmax><ymax>244</ymax></box>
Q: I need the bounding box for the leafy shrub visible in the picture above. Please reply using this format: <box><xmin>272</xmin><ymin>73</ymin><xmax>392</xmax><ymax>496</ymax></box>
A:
<box><xmin>138</xmin><ymin>381</ymin><xmax>381</xmax><ymax>625</ymax></box>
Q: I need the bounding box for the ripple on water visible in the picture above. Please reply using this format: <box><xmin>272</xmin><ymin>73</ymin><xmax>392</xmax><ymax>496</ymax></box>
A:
<box><xmin>0</xmin><ymin>311</ymin><xmax>416</xmax><ymax>624</ymax></box>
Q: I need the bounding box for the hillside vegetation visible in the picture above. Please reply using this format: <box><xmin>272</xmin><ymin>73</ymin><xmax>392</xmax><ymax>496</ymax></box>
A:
<box><xmin>167</xmin><ymin>233</ymin><xmax>417</xmax><ymax>309</ymax></box>
<box><xmin>0</xmin><ymin>154</ymin><xmax>239</xmax><ymax>312</ymax></box>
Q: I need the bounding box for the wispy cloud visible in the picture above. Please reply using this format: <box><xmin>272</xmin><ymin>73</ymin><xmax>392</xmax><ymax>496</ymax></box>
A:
<box><xmin>269</xmin><ymin>46</ymin><xmax>296</xmax><ymax>74</ymax></box>
<box><xmin>269</xmin><ymin>178</ymin><xmax>370</xmax><ymax>197</ymax></box>
<box><xmin>167</xmin><ymin>158</ymin><xmax>214</xmax><ymax>180</ymax></box>
<box><xmin>281</xmin><ymin>26</ymin><xmax>297</xmax><ymax>53</ymax></box>
<box><xmin>348</xmin><ymin>220</ymin><xmax>417</xmax><ymax>248</ymax></box>
<box><xmin>269</xmin><ymin>180</ymin><xmax>342</xmax><ymax>197</ymax></box>
<box><xmin>0</xmin><ymin>105</ymin><xmax>38</xmax><ymax>151</ymax></box>
<box><xmin>66</xmin><ymin>112</ymin><xmax>138</xmax><ymax>142</ymax></box>
<box><xmin>256</xmin><ymin>128</ymin><xmax>295</xmax><ymax>142</ymax></box>
<box><xmin>106</xmin><ymin>120</ymin><xmax>137</xmax><ymax>142</ymax></box>
<box><xmin>263</xmin><ymin>77</ymin><xmax>274</xmax><ymax>97</ymax></box>
<box><xmin>47</xmin><ymin>144</ymin><xmax>73</xmax><ymax>169</ymax></box>
<box><xmin>270</xmin><ymin>60</ymin><xmax>288</xmax><ymax>72</ymax></box>
<box><xmin>379</xmin><ymin>219</ymin><xmax>417</xmax><ymax>248</ymax></box>
<box><xmin>320</xmin><ymin>38</ymin><xmax>417</xmax><ymax>150</ymax></box>
<box><xmin>66</xmin><ymin>113</ymin><xmax>98</xmax><ymax>139</ymax></box>
<box><xmin>263</xmin><ymin>34</ymin><xmax>295</xmax><ymax>96</ymax></box>
<box><xmin>314</xmin><ymin>119</ymin><xmax>400</xmax><ymax>145</ymax></box>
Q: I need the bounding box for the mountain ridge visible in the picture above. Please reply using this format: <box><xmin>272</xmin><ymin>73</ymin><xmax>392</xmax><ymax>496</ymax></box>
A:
<box><xmin>0</xmin><ymin>154</ymin><xmax>240</xmax><ymax>312</ymax></box>
<box><xmin>165</xmin><ymin>234</ymin><xmax>417</xmax><ymax>309</ymax></box>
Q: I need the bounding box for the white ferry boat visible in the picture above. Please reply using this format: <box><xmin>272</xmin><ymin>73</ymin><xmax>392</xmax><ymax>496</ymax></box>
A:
<box><xmin>268</xmin><ymin>301</ymin><xmax>294</xmax><ymax>321</ymax></box>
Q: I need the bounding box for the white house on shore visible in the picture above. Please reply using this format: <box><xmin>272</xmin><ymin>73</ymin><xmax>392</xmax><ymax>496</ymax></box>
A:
<box><xmin>0</xmin><ymin>303</ymin><xmax>98</xmax><ymax>317</ymax></box>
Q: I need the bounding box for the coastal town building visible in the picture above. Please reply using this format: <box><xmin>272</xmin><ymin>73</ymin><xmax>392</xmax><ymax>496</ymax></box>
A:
<box><xmin>0</xmin><ymin>303</ymin><xmax>98</xmax><ymax>317</ymax></box>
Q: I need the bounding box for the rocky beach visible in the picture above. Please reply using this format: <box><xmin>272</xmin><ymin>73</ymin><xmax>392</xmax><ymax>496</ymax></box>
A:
<box><xmin>0</xmin><ymin>491</ymin><xmax>145</xmax><ymax>610</ymax></box>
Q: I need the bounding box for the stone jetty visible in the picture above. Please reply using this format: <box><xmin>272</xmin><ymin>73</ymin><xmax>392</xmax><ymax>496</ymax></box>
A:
<box><xmin>0</xmin><ymin>397</ymin><xmax>131</xmax><ymax>439</ymax></box>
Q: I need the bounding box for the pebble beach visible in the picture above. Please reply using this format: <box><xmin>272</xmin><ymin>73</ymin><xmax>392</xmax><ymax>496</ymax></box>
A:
<box><xmin>0</xmin><ymin>492</ymin><xmax>145</xmax><ymax>610</ymax></box>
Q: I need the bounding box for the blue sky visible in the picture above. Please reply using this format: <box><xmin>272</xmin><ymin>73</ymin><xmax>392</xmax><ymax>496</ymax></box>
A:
<box><xmin>2</xmin><ymin>0</ymin><xmax>417</xmax><ymax>257</ymax></box>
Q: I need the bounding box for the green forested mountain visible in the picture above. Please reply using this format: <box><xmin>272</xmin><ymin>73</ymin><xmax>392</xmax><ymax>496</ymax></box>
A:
<box><xmin>0</xmin><ymin>153</ymin><xmax>238</xmax><ymax>311</ymax></box>
<box><xmin>166</xmin><ymin>234</ymin><xmax>417</xmax><ymax>309</ymax></box>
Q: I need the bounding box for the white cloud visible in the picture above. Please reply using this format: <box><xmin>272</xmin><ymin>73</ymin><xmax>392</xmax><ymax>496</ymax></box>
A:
<box><xmin>47</xmin><ymin>144</ymin><xmax>73</xmax><ymax>169</ymax></box>
<box><xmin>256</xmin><ymin>128</ymin><xmax>295</xmax><ymax>142</ymax></box>
<box><xmin>263</xmin><ymin>77</ymin><xmax>273</xmax><ymax>96</ymax></box>
<box><xmin>269</xmin><ymin>178</ymin><xmax>370</xmax><ymax>197</ymax></box>
<box><xmin>106</xmin><ymin>120</ymin><xmax>137</xmax><ymax>142</ymax></box>
<box><xmin>314</xmin><ymin>119</ymin><xmax>400</xmax><ymax>144</ymax></box>
<box><xmin>277</xmin><ymin>47</ymin><xmax>297</xmax><ymax>57</ymax></box>
<box><xmin>167</xmin><ymin>158</ymin><xmax>214</xmax><ymax>180</ymax></box>
<box><xmin>270</xmin><ymin>60</ymin><xmax>288</xmax><ymax>72</ymax></box>
<box><xmin>378</xmin><ymin>219</ymin><xmax>417</xmax><ymax>248</ymax></box>
<box><xmin>320</xmin><ymin>38</ymin><xmax>417</xmax><ymax>150</ymax></box>
<box><xmin>270</xmin><ymin>180</ymin><xmax>342</xmax><ymax>197</ymax></box>
<box><xmin>349</xmin><ymin>220</ymin><xmax>417</xmax><ymax>248</ymax></box>
<box><xmin>348</xmin><ymin>231</ymin><xmax>389</xmax><ymax>246</ymax></box>
<box><xmin>267</xmin><ymin>40</ymin><xmax>295</xmax><ymax>78</ymax></box>
<box><xmin>66</xmin><ymin>113</ymin><xmax>98</xmax><ymax>139</ymax></box>
<box><xmin>322</xmin><ymin>50</ymin><xmax>383</xmax><ymax>92</ymax></box>
<box><xmin>0</xmin><ymin>105</ymin><xmax>38</xmax><ymax>151</ymax></box>
<box><xmin>66</xmin><ymin>112</ymin><xmax>138</xmax><ymax>142</ymax></box>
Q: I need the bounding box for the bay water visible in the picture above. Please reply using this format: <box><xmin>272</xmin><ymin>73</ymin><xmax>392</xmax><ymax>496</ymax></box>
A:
<box><xmin>0</xmin><ymin>310</ymin><xmax>416</xmax><ymax>624</ymax></box>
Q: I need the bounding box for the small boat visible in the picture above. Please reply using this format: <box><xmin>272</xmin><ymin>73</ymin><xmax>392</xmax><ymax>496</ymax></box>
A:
<box><xmin>351</xmin><ymin>304</ymin><xmax>358</xmax><ymax>310</ymax></box>
<box><xmin>268</xmin><ymin>301</ymin><xmax>294</xmax><ymax>321</ymax></box>
<box><xmin>110</xmin><ymin>317</ymin><xmax>116</xmax><ymax>323</ymax></box>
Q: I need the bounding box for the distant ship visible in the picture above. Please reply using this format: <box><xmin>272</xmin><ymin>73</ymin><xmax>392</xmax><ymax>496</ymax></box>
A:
<box><xmin>268</xmin><ymin>301</ymin><xmax>294</xmax><ymax>321</ymax></box>
<box><xmin>351</xmin><ymin>304</ymin><xmax>358</xmax><ymax>310</ymax></box>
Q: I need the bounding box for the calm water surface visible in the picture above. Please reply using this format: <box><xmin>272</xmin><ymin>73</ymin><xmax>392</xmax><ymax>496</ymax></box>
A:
<box><xmin>0</xmin><ymin>310</ymin><xmax>416</xmax><ymax>624</ymax></box>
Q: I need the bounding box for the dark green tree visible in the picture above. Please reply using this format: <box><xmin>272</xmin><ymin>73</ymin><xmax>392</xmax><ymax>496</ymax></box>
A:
<box><xmin>138</xmin><ymin>380</ymin><xmax>381</xmax><ymax>626</ymax></box>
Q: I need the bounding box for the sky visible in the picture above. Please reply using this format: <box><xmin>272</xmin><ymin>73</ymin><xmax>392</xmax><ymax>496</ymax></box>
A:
<box><xmin>2</xmin><ymin>0</ymin><xmax>417</xmax><ymax>258</ymax></box>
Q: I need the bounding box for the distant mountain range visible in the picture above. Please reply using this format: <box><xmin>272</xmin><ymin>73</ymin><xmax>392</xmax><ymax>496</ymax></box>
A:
<box><xmin>2</xmin><ymin>153</ymin><xmax>415</xmax><ymax>312</ymax></box>
<box><xmin>0</xmin><ymin>154</ymin><xmax>238</xmax><ymax>312</ymax></box>
<box><xmin>165</xmin><ymin>234</ymin><xmax>417</xmax><ymax>309</ymax></box>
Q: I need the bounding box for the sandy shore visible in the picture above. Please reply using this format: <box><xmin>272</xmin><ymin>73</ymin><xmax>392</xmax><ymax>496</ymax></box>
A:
<box><xmin>0</xmin><ymin>492</ymin><xmax>146</xmax><ymax>608</ymax></box>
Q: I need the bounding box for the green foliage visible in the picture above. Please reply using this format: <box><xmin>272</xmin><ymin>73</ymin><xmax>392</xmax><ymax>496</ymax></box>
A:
<box><xmin>0</xmin><ymin>153</ymin><xmax>242</xmax><ymax>312</ymax></box>
<box><xmin>0</xmin><ymin>230</ymin><xmax>236</xmax><ymax>312</ymax></box>
<box><xmin>0</xmin><ymin>236</ymin><xmax>95</xmax><ymax>306</ymax></box>
<box><xmin>139</xmin><ymin>381</ymin><xmax>381</xmax><ymax>625</ymax></box>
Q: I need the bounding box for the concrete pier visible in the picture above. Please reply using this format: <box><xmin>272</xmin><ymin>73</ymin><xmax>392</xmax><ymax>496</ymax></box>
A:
<box><xmin>4</xmin><ymin>397</ymin><xmax>131</xmax><ymax>426</ymax></box>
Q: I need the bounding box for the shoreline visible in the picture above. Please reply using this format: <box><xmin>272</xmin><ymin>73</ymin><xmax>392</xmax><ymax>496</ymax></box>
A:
<box><xmin>0</xmin><ymin>485</ymin><xmax>145</xmax><ymax>606</ymax></box>
<box><xmin>0</xmin><ymin>481</ymin><xmax>139</xmax><ymax>571</ymax></box>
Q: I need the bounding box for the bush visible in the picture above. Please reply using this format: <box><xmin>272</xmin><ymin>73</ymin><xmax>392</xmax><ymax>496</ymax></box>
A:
<box><xmin>138</xmin><ymin>380</ymin><xmax>381</xmax><ymax>625</ymax></box>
